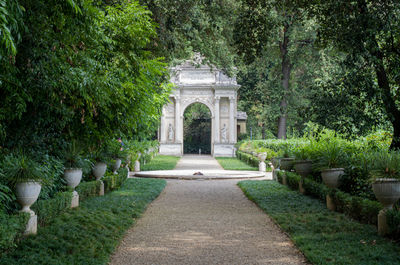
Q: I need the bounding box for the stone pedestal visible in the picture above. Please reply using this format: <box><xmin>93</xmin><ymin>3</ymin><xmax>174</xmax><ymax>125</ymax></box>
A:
<box><xmin>214</xmin><ymin>144</ymin><xmax>235</xmax><ymax>157</ymax></box>
<box><xmin>259</xmin><ymin>161</ymin><xmax>266</xmax><ymax>172</ymax></box>
<box><xmin>272</xmin><ymin>169</ymin><xmax>280</xmax><ymax>181</ymax></box>
<box><xmin>99</xmin><ymin>180</ymin><xmax>104</xmax><ymax>196</ymax></box>
<box><xmin>71</xmin><ymin>191</ymin><xmax>79</xmax><ymax>208</ymax></box>
<box><xmin>326</xmin><ymin>194</ymin><xmax>336</xmax><ymax>211</ymax></box>
<box><xmin>299</xmin><ymin>179</ymin><xmax>306</xmax><ymax>194</ymax></box>
<box><xmin>134</xmin><ymin>160</ymin><xmax>140</xmax><ymax>172</ymax></box>
<box><xmin>378</xmin><ymin>209</ymin><xmax>389</xmax><ymax>236</ymax></box>
<box><xmin>24</xmin><ymin>211</ymin><xmax>37</xmax><ymax>236</ymax></box>
<box><xmin>282</xmin><ymin>175</ymin><xmax>287</xmax><ymax>186</ymax></box>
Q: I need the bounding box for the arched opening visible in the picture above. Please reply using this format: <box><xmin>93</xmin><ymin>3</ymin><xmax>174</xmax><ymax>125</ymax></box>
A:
<box><xmin>183</xmin><ymin>103</ymin><xmax>212</xmax><ymax>154</ymax></box>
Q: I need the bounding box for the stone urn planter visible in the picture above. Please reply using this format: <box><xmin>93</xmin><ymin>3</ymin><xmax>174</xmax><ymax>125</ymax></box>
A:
<box><xmin>372</xmin><ymin>178</ymin><xmax>400</xmax><ymax>209</ymax></box>
<box><xmin>294</xmin><ymin>160</ymin><xmax>312</xmax><ymax>178</ymax></box>
<box><xmin>113</xmin><ymin>158</ymin><xmax>122</xmax><ymax>174</ymax></box>
<box><xmin>16</xmin><ymin>181</ymin><xmax>42</xmax><ymax>213</ymax></box>
<box><xmin>93</xmin><ymin>162</ymin><xmax>107</xmax><ymax>180</ymax></box>
<box><xmin>271</xmin><ymin>157</ymin><xmax>281</xmax><ymax>169</ymax></box>
<box><xmin>321</xmin><ymin>168</ymin><xmax>344</xmax><ymax>189</ymax></box>
<box><xmin>279</xmin><ymin>158</ymin><xmax>295</xmax><ymax>171</ymax></box>
<box><xmin>64</xmin><ymin>168</ymin><xmax>82</xmax><ymax>189</ymax></box>
<box><xmin>258</xmin><ymin>153</ymin><xmax>267</xmax><ymax>162</ymax></box>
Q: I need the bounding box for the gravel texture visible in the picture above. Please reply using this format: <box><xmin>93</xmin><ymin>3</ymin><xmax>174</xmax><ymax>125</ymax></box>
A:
<box><xmin>110</xmin><ymin>156</ymin><xmax>307</xmax><ymax>264</ymax></box>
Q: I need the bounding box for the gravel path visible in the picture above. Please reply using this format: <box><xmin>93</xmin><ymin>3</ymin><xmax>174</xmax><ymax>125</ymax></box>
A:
<box><xmin>110</xmin><ymin>156</ymin><xmax>307</xmax><ymax>264</ymax></box>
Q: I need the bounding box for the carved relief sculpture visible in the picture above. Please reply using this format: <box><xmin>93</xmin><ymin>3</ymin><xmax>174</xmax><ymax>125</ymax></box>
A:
<box><xmin>168</xmin><ymin>123</ymin><xmax>174</xmax><ymax>141</ymax></box>
<box><xmin>221</xmin><ymin>124</ymin><xmax>227</xmax><ymax>143</ymax></box>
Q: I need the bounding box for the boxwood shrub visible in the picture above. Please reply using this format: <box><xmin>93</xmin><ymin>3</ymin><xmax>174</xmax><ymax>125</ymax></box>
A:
<box><xmin>0</xmin><ymin>212</ymin><xmax>29</xmax><ymax>254</ymax></box>
<box><xmin>278</xmin><ymin>171</ymin><xmax>383</xmax><ymax>227</ymax></box>
<box><xmin>32</xmin><ymin>191</ymin><xmax>72</xmax><ymax>226</ymax></box>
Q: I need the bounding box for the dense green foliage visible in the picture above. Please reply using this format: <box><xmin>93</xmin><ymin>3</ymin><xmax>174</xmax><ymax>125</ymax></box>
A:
<box><xmin>238</xmin><ymin>180</ymin><xmax>400</xmax><ymax>264</ymax></box>
<box><xmin>238</xmin><ymin>129</ymin><xmax>393</xmax><ymax>200</ymax></box>
<box><xmin>236</xmin><ymin>151</ymin><xmax>262</xmax><ymax>168</ymax></box>
<box><xmin>102</xmin><ymin>168</ymin><xmax>128</xmax><ymax>193</ymax></box>
<box><xmin>216</xmin><ymin>157</ymin><xmax>258</xmax><ymax>171</ymax></box>
<box><xmin>183</xmin><ymin>103</ymin><xmax>211</xmax><ymax>154</ymax></box>
<box><xmin>0</xmin><ymin>178</ymin><xmax>166</xmax><ymax>264</ymax></box>
<box><xmin>0</xmin><ymin>212</ymin><xmax>29</xmax><ymax>254</ymax></box>
<box><xmin>31</xmin><ymin>191</ymin><xmax>72</xmax><ymax>227</ymax></box>
<box><xmin>278</xmin><ymin>171</ymin><xmax>383</xmax><ymax>226</ymax></box>
<box><xmin>141</xmin><ymin>155</ymin><xmax>180</xmax><ymax>171</ymax></box>
<box><xmin>1</xmin><ymin>1</ymin><xmax>170</xmax><ymax>149</ymax></box>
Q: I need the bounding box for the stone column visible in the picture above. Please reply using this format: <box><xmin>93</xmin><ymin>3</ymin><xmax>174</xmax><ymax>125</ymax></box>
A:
<box><xmin>174</xmin><ymin>96</ymin><xmax>181</xmax><ymax>143</ymax></box>
<box><xmin>229</xmin><ymin>96</ymin><xmax>235</xmax><ymax>143</ymax></box>
<box><xmin>214</xmin><ymin>96</ymin><xmax>220</xmax><ymax>143</ymax></box>
<box><xmin>160</xmin><ymin>106</ymin><xmax>166</xmax><ymax>143</ymax></box>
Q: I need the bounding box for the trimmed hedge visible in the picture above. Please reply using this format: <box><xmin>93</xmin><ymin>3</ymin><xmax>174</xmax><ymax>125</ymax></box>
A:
<box><xmin>103</xmin><ymin>168</ymin><xmax>128</xmax><ymax>193</ymax></box>
<box><xmin>32</xmin><ymin>191</ymin><xmax>72</xmax><ymax>226</ymax></box>
<box><xmin>0</xmin><ymin>212</ymin><xmax>29</xmax><ymax>254</ymax></box>
<box><xmin>76</xmin><ymin>180</ymin><xmax>102</xmax><ymax>201</ymax></box>
<box><xmin>387</xmin><ymin>210</ymin><xmax>400</xmax><ymax>239</ymax></box>
<box><xmin>277</xmin><ymin>171</ymin><xmax>383</xmax><ymax>226</ymax></box>
<box><xmin>236</xmin><ymin>150</ymin><xmax>259</xmax><ymax>167</ymax></box>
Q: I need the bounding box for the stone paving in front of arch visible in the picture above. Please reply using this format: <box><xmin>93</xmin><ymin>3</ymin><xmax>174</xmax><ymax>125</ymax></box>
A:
<box><xmin>110</xmin><ymin>156</ymin><xmax>308</xmax><ymax>265</ymax></box>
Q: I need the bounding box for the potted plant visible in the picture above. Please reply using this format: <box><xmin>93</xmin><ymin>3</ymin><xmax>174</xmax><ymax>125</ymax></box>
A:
<box><xmin>91</xmin><ymin>145</ymin><xmax>109</xmax><ymax>180</ymax></box>
<box><xmin>293</xmin><ymin>147</ymin><xmax>312</xmax><ymax>178</ymax></box>
<box><xmin>109</xmin><ymin>138</ymin><xmax>127</xmax><ymax>174</ymax></box>
<box><xmin>316</xmin><ymin>140</ymin><xmax>346</xmax><ymax>189</ymax></box>
<box><xmin>1</xmin><ymin>152</ymin><xmax>44</xmax><ymax>214</ymax></box>
<box><xmin>63</xmin><ymin>141</ymin><xmax>90</xmax><ymax>190</ymax></box>
<box><xmin>370</xmin><ymin>151</ymin><xmax>400</xmax><ymax>209</ymax></box>
<box><xmin>278</xmin><ymin>145</ymin><xmax>295</xmax><ymax>171</ymax></box>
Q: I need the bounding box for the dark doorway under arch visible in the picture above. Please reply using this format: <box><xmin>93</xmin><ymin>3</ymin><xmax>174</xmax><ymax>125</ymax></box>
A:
<box><xmin>183</xmin><ymin>103</ymin><xmax>211</xmax><ymax>154</ymax></box>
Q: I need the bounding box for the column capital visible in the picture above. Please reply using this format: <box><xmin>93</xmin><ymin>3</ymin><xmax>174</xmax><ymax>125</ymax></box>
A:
<box><xmin>173</xmin><ymin>95</ymin><xmax>181</xmax><ymax>100</ymax></box>
<box><xmin>215</xmin><ymin>96</ymin><xmax>220</xmax><ymax>102</ymax></box>
<box><xmin>229</xmin><ymin>96</ymin><xmax>235</xmax><ymax>102</ymax></box>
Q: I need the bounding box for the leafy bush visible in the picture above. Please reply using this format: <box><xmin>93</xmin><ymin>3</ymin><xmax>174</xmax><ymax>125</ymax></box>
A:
<box><xmin>0</xmin><ymin>212</ymin><xmax>29</xmax><ymax>254</ymax></box>
<box><xmin>387</xmin><ymin>209</ymin><xmax>400</xmax><ymax>239</ymax></box>
<box><xmin>76</xmin><ymin>181</ymin><xmax>102</xmax><ymax>202</ymax></box>
<box><xmin>236</xmin><ymin>150</ymin><xmax>259</xmax><ymax>167</ymax></box>
<box><xmin>32</xmin><ymin>191</ymin><xmax>72</xmax><ymax>226</ymax></box>
<box><xmin>103</xmin><ymin>168</ymin><xmax>128</xmax><ymax>193</ymax></box>
<box><xmin>279</xmin><ymin>171</ymin><xmax>383</xmax><ymax>226</ymax></box>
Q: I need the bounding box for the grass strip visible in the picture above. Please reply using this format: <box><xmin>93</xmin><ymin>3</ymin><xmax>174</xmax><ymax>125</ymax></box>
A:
<box><xmin>216</xmin><ymin>157</ymin><xmax>258</xmax><ymax>171</ymax></box>
<box><xmin>141</xmin><ymin>155</ymin><xmax>180</xmax><ymax>171</ymax></box>
<box><xmin>0</xmin><ymin>178</ymin><xmax>166</xmax><ymax>265</ymax></box>
<box><xmin>238</xmin><ymin>180</ymin><xmax>400</xmax><ymax>265</ymax></box>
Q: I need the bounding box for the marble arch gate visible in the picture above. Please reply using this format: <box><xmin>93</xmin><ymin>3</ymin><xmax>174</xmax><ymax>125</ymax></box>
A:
<box><xmin>158</xmin><ymin>58</ymin><xmax>240</xmax><ymax>157</ymax></box>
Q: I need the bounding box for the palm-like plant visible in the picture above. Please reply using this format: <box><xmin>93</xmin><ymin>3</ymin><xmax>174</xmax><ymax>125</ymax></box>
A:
<box><xmin>1</xmin><ymin>152</ymin><xmax>44</xmax><ymax>186</ymax></box>
<box><xmin>370</xmin><ymin>150</ymin><xmax>400</xmax><ymax>181</ymax></box>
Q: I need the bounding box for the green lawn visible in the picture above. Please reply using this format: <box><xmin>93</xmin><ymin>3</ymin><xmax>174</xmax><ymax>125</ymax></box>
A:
<box><xmin>238</xmin><ymin>180</ymin><xmax>400</xmax><ymax>265</ymax></box>
<box><xmin>141</xmin><ymin>155</ymin><xmax>180</xmax><ymax>171</ymax></box>
<box><xmin>0</xmin><ymin>178</ymin><xmax>166</xmax><ymax>265</ymax></box>
<box><xmin>216</xmin><ymin>157</ymin><xmax>258</xmax><ymax>171</ymax></box>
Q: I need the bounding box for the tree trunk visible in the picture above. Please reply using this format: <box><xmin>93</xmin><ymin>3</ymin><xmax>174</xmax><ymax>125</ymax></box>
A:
<box><xmin>374</xmin><ymin>52</ymin><xmax>400</xmax><ymax>150</ymax></box>
<box><xmin>277</xmin><ymin>24</ymin><xmax>291</xmax><ymax>140</ymax></box>
<box><xmin>261</xmin><ymin>124</ymin><xmax>266</xmax><ymax>139</ymax></box>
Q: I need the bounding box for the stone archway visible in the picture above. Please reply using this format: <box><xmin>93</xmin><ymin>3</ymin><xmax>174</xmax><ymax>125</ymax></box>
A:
<box><xmin>159</xmin><ymin>56</ymin><xmax>240</xmax><ymax>157</ymax></box>
<box><xmin>183</xmin><ymin>102</ymin><xmax>212</xmax><ymax>154</ymax></box>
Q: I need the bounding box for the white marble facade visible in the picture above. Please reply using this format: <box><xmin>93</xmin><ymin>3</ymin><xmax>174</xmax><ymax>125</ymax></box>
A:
<box><xmin>159</xmin><ymin>56</ymin><xmax>240</xmax><ymax>157</ymax></box>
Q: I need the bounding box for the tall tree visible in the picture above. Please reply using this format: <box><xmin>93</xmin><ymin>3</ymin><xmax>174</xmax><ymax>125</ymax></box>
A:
<box><xmin>235</xmin><ymin>0</ymin><xmax>316</xmax><ymax>139</ymax></box>
<box><xmin>308</xmin><ymin>0</ymin><xmax>400</xmax><ymax>148</ymax></box>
